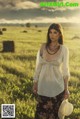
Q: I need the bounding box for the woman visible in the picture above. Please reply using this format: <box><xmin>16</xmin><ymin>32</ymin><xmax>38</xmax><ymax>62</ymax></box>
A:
<box><xmin>33</xmin><ymin>23</ymin><xmax>70</xmax><ymax>119</ymax></box>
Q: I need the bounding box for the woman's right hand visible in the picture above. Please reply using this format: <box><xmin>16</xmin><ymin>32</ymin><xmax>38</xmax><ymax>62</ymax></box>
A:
<box><xmin>32</xmin><ymin>82</ymin><xmax>38</xmax><ymax>94</ymax></box>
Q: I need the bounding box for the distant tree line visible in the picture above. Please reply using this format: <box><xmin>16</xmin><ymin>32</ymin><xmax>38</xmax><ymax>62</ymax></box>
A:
<box><xmin>26</xmin><ymin>23</ymin><xmax>38</xmax><ymax>28</ymax></box>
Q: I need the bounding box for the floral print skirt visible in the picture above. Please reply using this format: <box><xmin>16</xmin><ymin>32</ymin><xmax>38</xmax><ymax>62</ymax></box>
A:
<box><xmin>34</xmin><ymin>91</ymin><xmax>65</xmax><ymax>119</ymax></box>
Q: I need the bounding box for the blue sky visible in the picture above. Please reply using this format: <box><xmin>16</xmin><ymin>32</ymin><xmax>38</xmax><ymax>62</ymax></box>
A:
<box><xmin>0</xmin><ymin>0</ymin><xmax>80</xmax><ymax>24</ymax></box>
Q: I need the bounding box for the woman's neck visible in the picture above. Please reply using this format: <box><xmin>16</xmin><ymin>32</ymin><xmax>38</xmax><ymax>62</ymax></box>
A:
<box><xmin>50</xmin><ymin>41</ymin><xmax>59</xmax><ymax>47</ymax></box>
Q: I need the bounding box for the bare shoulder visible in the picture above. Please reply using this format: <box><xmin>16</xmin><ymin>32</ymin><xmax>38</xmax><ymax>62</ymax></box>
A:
<box><xmin>40</xmin><ymin>43</ymin><xmax>46</xmax><ymax>56</ymax></box>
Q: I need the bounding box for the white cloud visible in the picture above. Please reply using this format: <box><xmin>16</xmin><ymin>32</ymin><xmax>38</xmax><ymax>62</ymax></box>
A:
<box><xmin>0</xmin><ymin>0</ymin><xmax>39</xmax><ymax>9</ymax></box>
<box><xmin>16</xmin><ymin>1</ymin><xmax>39</xmax><ymax>9</ymax></box>
<box><xmin>0</xmin><ymin>16</ymin><xmax>80</xmax><ymax>24</ymax></box>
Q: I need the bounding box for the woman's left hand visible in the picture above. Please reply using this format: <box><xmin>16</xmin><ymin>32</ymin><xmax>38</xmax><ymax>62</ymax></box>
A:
<box><xmin>64</xmin><ymin>89</ymin><xmax>70</xmax><ymax>99</ymax></box>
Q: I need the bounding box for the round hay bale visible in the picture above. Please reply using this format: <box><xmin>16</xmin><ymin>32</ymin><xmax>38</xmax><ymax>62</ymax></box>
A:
<box><xmin>71</xmin><ymin>36</ymin><xmax>80</xmax><ymax>40</ymax></box>
<box><xmin>38</xmin><ymin>30</ymin><xmax>42</xmax><ymax>32</ymax></box>
<box><xmin>0</xmin><ymin>30</ymin><xmax>3</xmax><ymax>35</ymax></box>
<box><xmin>22</xmin><ymin>30</ymin><xmax>27</xmax><ymax>33</ymax></box>
<box><xmin>35</xmin><ymin>25</ymin><xmax>38</xmax><ymax>28</ymax></box>
<box><xmin>2</xmin><ymin>28</ymin><xmax>7</xmax><ymax>31</ymax></box>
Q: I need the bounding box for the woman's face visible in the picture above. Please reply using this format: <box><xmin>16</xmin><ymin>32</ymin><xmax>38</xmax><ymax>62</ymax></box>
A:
<box><xmin>49</xmin><ymin>29</ymin><xmax>60</xmax><ymax>42</ymax></box>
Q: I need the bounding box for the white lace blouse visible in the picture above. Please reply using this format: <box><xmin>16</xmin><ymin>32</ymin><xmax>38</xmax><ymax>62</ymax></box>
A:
<box><xmin>33</xmin><ymin>44</ymin><xmax>70</xmax><ymax>97</ymax></box>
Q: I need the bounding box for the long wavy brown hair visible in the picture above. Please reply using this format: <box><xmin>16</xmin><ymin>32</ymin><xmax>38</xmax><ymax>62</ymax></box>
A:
<box><xmin>46</xmin><ymin>23</ymin><xmax>63</xmax><ymax>48</ymax></box>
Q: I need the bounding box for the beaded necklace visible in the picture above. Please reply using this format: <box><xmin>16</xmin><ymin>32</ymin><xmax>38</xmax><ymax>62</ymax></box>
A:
<box><xmin>46</xmin><ymin>45</ymin><xmax>60</xmax><ymax>55</ymax></box>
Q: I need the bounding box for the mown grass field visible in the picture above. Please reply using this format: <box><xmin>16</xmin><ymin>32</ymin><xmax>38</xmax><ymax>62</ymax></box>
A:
<box><xmin>0</xmin><ymin>25</ymin><xmax>80</xmax><ymax>119</ymax></box>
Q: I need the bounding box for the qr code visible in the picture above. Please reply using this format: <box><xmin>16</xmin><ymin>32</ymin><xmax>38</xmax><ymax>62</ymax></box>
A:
<box><xmin>1</xmin><ymin>104</ymin><xmax>15</xmax><ymax>118</ymax></box>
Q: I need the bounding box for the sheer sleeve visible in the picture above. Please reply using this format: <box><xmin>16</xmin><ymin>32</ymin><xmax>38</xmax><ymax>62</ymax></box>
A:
<box><xmin>33</xmin><ymin>49</ymin><xmax>42</xmax><ymax>82</ymax></box>
<box><xmin>62</xmin><ymin>47</ymin><xmax>70</xmax><ymax>80</ymax></box>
